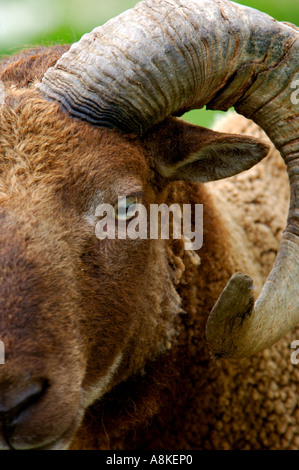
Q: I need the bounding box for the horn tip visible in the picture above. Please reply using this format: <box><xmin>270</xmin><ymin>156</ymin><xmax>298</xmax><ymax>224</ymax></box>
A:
<box><xmin>206</xmin><ymin>273</ymin><xmax>255</xmax><ymax>359</ymax></box>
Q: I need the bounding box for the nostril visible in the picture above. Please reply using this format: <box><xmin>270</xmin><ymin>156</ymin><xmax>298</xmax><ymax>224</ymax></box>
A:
<box><xmin>0</xmin><ymin>379</ymin><xmax>49</xmax><ymax>428</ymax></box>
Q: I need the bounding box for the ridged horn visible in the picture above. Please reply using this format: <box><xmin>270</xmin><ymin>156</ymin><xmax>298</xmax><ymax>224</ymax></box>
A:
<box><xmin>37</xmin><ymin>0</ymin><xmax>299</xmax><ymax>359</ymax></box>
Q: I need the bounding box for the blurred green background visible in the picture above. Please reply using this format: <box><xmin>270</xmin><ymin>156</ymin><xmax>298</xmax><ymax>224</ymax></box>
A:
<box><xmin>0</xmin><ymin>0</ymin><xmax>298</xmax><ymax>128</ymax></box>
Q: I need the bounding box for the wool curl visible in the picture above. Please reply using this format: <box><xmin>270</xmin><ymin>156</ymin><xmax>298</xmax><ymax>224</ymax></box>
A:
<box><xmin>1</xmin><ymin>47</ymin><xmax>298</xmax><ymax>450</ymax></box>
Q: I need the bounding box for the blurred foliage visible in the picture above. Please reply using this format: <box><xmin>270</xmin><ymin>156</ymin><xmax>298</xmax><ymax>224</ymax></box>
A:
<box><xmin>0</xmin><ymin>0</ymin><xmax>298</xmax><ymax>128</ymax></box>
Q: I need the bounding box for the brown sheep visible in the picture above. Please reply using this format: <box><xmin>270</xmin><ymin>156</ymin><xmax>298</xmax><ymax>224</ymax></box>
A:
<box><xmin>0</xmin><ymin>0</ymin><xmax>298</xmax><ymax>450</ymax></box>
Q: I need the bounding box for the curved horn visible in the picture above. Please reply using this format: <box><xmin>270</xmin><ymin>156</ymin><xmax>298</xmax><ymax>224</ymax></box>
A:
<box><xmin>37</xmin><ymin>0</ymin><xmax>299</xmax><ymax>359</ymax></box>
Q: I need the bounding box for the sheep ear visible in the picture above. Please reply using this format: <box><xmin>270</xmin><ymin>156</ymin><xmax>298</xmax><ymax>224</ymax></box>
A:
<box><xmin>148</xmin><ymin>118</ymin><xmax>270</xmax><ymax>182</ymax></box>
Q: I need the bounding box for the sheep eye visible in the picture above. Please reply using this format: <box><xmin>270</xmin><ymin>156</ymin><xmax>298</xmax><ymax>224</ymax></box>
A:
<box><xmin>114</xmin><ymin>196</ymin><xmax>138</xmax><ymax>221</ymax></box>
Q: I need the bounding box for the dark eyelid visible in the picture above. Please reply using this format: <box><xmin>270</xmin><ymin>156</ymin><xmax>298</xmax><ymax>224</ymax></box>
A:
<box><xmin>115</xmin><ymin>191</ymin><xmax>144</xmax><ymax>205</ymax></box>
<box><xmin>128</xmin><ymin>191</ymin><xmax>144</xmax><ymax>199</ymax></box>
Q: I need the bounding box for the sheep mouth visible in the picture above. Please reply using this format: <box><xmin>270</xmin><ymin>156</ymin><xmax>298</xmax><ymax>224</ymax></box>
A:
<box><xmin>1</xmin><ymin>401</ymin><xmax>84</xmax><ymax>451</ymax></box>
<box><xmin>4</xmin><ymin>422</ymin><xmax>78</xmax><ymax>451</ymax></box>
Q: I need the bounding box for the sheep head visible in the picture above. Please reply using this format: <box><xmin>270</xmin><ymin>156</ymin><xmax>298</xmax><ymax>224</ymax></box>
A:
<box><xmin>39</xmin><ymin>0</ymin><xmax>299</xmax><ymax>359</ymax></box>
<box><xmin>0</xmin><ymin>84</ymin><xmax>269</xmax><ymax>449</ymax></box>
<box><xmin>0</xmin><ymin>0</ymin><xmax>297</xmax><ymax>450</ymax></box>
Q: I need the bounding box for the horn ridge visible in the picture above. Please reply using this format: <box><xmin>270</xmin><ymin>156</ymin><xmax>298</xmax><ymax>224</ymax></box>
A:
<box><xmin>37</xmin><ymin>0</ymin><xmax>299</xmax><ymax>358</ymax></box>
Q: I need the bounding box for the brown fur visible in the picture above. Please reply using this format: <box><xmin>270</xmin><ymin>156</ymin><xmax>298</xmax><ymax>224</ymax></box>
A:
<box><xmin>0</xmin><ymin>45</ymin><xmax>70</xmax><ymax>88</ymax></box>
<box><xmin>0</xmin><ymin>47</ymin><xmax>297</xmax><ymax>450</ymax></box>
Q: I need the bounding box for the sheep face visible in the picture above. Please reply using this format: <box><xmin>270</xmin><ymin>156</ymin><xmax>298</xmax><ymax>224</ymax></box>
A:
<box><xmin>0</xmin><ymin>90</ymin><xmax>184</xmax><ymax>450</ymax></box>
<box><xmin>0</xmin><ymin>88</ymin><xmax>269</xmax><ymax>449</ymax></box>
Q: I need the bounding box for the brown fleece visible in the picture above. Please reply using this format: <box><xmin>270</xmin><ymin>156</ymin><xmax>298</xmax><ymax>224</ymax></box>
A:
<box><xmin>0</xmin><ymin>47</ymin><xmax>298</xmax><ymax>451</ymax></box>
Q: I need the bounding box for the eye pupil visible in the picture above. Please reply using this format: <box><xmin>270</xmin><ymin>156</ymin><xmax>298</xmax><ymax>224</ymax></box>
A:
<box><xmin>114</xmin><ymin>197</ymin><xmax>138</xmax><ymax>221</ymax></box>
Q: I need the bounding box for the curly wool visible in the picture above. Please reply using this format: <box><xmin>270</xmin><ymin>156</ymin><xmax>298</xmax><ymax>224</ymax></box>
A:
<box><xmin>69</xmin><ymin>114</ymin><xmax>297</xmax><ymax>450</ymax></box>
<box><xmin>1</xmin><ymin>47</ymin><xmax>297</xmax><ymax>450</ymax></box>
